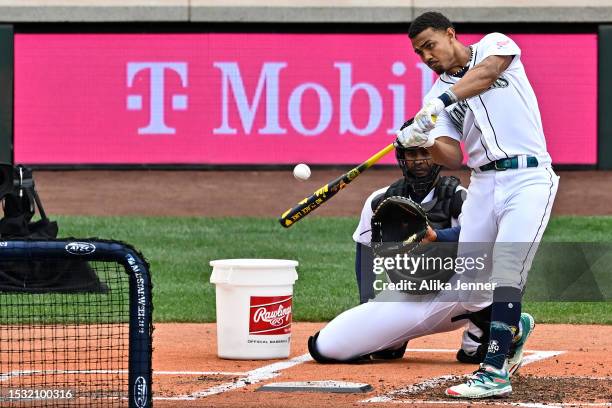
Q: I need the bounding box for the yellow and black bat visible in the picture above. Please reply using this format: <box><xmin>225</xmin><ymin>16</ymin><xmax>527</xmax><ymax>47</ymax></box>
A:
<box><xmin>279</xmin><ymin>118</ymin><xmax>417</xmax><ymax>228</ymax></box>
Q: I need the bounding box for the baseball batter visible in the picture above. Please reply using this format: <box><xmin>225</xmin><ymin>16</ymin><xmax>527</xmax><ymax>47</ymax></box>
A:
<box><xmin>396</xmin><ymin>12</ymin><xmax>560</xmax><ymax>398</ymax></box>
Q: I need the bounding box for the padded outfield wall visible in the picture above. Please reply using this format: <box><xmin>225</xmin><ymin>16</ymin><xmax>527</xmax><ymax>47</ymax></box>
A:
<box><xmin>0</xmin><ymin>4</ymin><xmax>608</xmax><ymax>168</ymax></box>
<box><xmin>599</xmin><ymin>25</ymin><xmax>612</xmax><ymax>170</ymax></box>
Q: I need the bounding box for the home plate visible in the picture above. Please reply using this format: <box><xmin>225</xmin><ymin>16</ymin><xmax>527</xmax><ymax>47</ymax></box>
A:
<box><xmin>256</xmin><ymin>380</ymin><xmax>373</xmax><ymax>393</ymax></box>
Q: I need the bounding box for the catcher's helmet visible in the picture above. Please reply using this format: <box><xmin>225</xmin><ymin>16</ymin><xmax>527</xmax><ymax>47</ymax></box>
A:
<box><xmin>395</xmin><ymin>146</ymin><xmax>441</xmax><ymax>195</ymax></box>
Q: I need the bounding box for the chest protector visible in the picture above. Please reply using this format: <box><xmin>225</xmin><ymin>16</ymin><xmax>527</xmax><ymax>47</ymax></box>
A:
<box><xmin>372</xmin><ymin>176</ymin><xmax>464</xmax><ymax>230</ymax></box>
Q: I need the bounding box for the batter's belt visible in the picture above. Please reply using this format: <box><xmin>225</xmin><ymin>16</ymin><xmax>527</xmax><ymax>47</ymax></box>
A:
<box><xmin>478</xmin><ymin>155</ymin><xmax>538</xmax><ymax>172</ymax></box>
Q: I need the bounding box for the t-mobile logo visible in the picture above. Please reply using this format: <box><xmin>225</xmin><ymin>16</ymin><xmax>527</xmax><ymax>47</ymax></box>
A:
<box><xmin>126</xmin><ymin>62</ymin><xmax>188</xmax><ymax>134</ymax></box>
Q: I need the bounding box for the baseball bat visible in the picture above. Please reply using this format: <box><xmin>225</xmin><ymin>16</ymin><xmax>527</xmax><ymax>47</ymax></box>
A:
<box><xmin>278</xmin><ymin>118</ymin><xmax>416</xmax><ymax>228</ymax></box>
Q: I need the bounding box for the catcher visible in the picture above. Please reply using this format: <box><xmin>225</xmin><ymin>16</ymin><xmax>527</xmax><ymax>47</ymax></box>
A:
<box><xmin>354</xmin><ymin>144</ymin><xmax>464</xmax><ymax>303</ymax></box>
<box><xmin>308</xmin><ymin>145</ymin><xmax>496</xmax><ymax>365</ymax></box>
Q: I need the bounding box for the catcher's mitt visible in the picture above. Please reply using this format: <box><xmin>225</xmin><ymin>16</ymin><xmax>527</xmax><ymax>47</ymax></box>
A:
<box><xmin>371</xmin><ymin>196</ymin><xmax>429</xmax><ymax>257</ymax></box>
<box><xmin>370</xmin><ymin>195</ymin><xmax>457</xmax><ymax>295</ymax></box>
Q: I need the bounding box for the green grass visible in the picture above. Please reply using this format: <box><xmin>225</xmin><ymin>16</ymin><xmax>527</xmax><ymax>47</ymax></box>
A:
<box><xmin>48</xmin><ymin>215</ymin><xmax>612</xmax><ymax>324</ymax></box>
<box><xmin>543</xmin><ymin>216</ymin><xmax>612</xmax><ymax>242</ymax></box>
<box><xmin>525</xmin><ymin>302</ymin><xmax>612</xmax><ymax>325</ymax></box>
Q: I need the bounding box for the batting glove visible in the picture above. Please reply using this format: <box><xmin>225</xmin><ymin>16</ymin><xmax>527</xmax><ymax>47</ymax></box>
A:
<box><xmin>414</xmin><ymin>98</ymin><xmax>445</xmax><ymax>132</ymax></box>
<box><xmin>395</xmin><ymin>123</ymin><xmax>435</xmax><ymax>148</ymax></box>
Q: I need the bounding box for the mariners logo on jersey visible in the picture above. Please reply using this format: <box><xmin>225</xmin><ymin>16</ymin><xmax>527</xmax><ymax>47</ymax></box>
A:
<box><xmin>489</xmin><ymin>77</ymin><xmax>509</xmax><ymax>90</ymax></box>
<box><xmin>449</xmin><ymin>100</ymin><xmax>470</xmax><ymax>134</ymax></box>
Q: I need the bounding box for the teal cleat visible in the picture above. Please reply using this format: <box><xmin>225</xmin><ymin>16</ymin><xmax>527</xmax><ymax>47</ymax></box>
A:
<box><xmin>508</xmin><ymin>312</ymin><xmax>535</xmax><ymax>376</ymax></box>
<box><xmin>445</xmin><ymin>364</ymin><xmax>512</xmax><ymax>398</ymax></box>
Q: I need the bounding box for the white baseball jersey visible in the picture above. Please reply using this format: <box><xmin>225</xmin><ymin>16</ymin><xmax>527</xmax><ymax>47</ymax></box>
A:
<box><xmin>352</xmin><ymin>184</ymin><xmax>464</xmax><ymax>245</ymax></box>
<box><xmin>427</xmin><ymin>33</ymin><xmax>552</xmax><ymax>169</ymax></box>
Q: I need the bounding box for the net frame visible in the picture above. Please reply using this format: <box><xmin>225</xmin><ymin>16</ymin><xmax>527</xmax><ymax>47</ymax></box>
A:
<box><xmin>0</xmin><ymin>239</ymin><xmax>153</xmax><ymax>408</ymax></box>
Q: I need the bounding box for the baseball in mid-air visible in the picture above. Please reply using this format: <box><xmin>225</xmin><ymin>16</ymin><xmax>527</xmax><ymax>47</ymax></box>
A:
<box><xmin>293</xmin><ymin>163</ymin><xmax>311</xmax><ymax>181</ymax></box>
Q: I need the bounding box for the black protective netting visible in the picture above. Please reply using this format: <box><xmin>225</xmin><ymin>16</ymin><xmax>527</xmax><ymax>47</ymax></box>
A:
<box><xmin>0</xmin><ymin>260</ymin><xmax>130</xmax><ymax>407</ymax></box>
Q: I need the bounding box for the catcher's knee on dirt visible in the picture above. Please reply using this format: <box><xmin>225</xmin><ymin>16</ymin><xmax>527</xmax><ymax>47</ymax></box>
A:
<box><xmin>308</xmin><ymin>331</ymin><xmax>408</xmax><ymax>363</ymax></box>
<box><xmin>308</xmin><ymin>331</ymin><xmax>367</xmax><ymax>363</ymax></box>
<box><xmin>308</xmin><ymin>331</ymin><xmax>348</xmax><ymax>363</ymax></box>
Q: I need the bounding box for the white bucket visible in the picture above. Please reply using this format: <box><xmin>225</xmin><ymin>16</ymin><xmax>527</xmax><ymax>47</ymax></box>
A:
<box><xmin>209</xmin><ymin>259</ymin><xmax>299</xmax><ymax>360</ymax></box>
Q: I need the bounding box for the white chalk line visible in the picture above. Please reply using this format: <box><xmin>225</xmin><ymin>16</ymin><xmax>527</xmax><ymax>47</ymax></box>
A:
<box><xmin>154</xmin><ymin>371</ymin><xmax>246</xmax><ymax>376</ymax></box>
<box><xmin>154</xmin><ymin>353</ymin><xmax>314</xmax><ymax>401</ymax></box>
<box><xmin>1</xmin><ymin>369</ymin><xmax>246</xmax><ymax>382</ymax></box>
<box><xmin>0</xmin><ymin>369</ymin><xmax>130</xmax><ymax>382</ymax></box>
<box><xmin>362</xmin><ymin>349</ymin><xmax>567</xmax><ymax>404</ymax></box>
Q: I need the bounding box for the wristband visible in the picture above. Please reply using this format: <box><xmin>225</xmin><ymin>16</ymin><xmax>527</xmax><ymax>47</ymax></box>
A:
<box><xmin>437</xmin><ymin>89</ymin><xmax>459</xmax><ymax>107</ymax></box>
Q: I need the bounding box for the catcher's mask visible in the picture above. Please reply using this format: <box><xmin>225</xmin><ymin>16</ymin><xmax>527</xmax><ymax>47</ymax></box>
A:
<box><xmin>396</xmin><ymin>146</ymin><xmax>441</xmax><ymax>195</ymax></box>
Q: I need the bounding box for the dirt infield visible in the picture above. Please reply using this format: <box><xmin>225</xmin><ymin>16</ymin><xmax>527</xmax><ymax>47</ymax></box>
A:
<box><xmin>33</xmin><ymin>169</ymin><xmax>612</xmax><ymax>217</ymax></box>
<box><xmin>150</xmin><ymin>322</ymin><xmax>612</xmax><ymax>407</ymax></box>
<box><xmin>1</xmin><ymin>321</ymin><xmax>609</xmax><ymax>407</ymax></box>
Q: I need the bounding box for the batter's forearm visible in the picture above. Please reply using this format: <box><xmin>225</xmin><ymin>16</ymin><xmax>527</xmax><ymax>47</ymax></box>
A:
<box><xmin>428</xmin><ymin>137</ymin><xmax>463</xmax><ymax>170</ymax></box>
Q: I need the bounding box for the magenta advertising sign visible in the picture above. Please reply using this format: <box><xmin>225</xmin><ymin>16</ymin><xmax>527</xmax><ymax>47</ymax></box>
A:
<box><xmin>14</xmin><ymin>33</ymin><xmax>597</xmax><ymax>165</ymax></box>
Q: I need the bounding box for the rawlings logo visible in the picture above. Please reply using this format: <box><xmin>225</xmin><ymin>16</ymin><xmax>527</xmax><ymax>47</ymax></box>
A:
<box><xmin>253</xmin><ymin>304</ymin><xmax>292</xmax><ymax>327</ymax></box>
<box><xmin>249</xmin><ymin>296</ymin><xmax>293</xmax><ymax>335</ymax></box>
<box><xmin>65</xmin><ymin>242</ymin><xmax>96</xmax><ymax>255</ymax></box>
